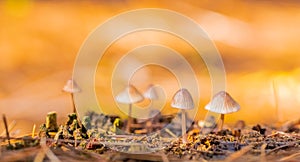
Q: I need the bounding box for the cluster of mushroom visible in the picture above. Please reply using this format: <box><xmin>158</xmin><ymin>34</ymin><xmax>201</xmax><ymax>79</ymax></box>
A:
<box><xmin>172</xmin><ymin>89</ymin><xmax>240</xmax><ymax>141</ymax></box>
<box><xmin>62</xmin><ymin>79</ymin><xmax>240</xmax><ymax>143</ymax></box>
<box><xmin>115</xmin><ymin>84</ymin><xmax>160</xmax><ymax>133</ymax></box>
<box><xmin>62</xmin><ymin>80</ymin><xmax>160</xmax><ymax>131</ymax></box>
<box><xmin>114</xmin><ymin>85</ymin><xmax>195</xmax><ymax>137</ymax></box>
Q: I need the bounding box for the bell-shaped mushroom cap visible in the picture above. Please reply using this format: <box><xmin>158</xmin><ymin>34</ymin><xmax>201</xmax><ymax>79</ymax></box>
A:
<box><xmin>144</xmin><ymin>84</ymin><xmax>159</xmax><ymax>100</ymax></box>
<box><xmin>205</xmin><ymin>91</ymin><xmax>240</xmax><ymax>114</ymax></box>
<box><xmin>171</xmin><ymin>88</ymin><xmax>194</xmax><ymax>110</ymax></box>
<box><xmin>63</xmin><ymin>79</ymin><xmax>81</xmax><ymax>93</ymax></box>
<box><xmin>115</xmin><ymin>85</ymin><xmax>144</xmax><ymax>104</ymax></box>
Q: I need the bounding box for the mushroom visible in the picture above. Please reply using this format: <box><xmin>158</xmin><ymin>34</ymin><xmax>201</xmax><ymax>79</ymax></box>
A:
<box><xmin>115</xmin><ymin>85</ymin><xmax>144</xmax><ymax>133</ymax></box>
<box><xmin>144</xmin><ymin>84</ymin><xmax>160</xmax><ymax>120</ymax></box>
<box><xmin>144</xmin><ymin>84</ymin><xmax>159</xmax><ymax>100</ymax></box>
<box><xmin>63</xmin><ymin>79</ymin><xmax>81</xmax><ymax>114</ymax></box>
<box><xmin>171</xmin><ymin>88</ymin><xmax>194</xmax><ymax>143</ymax></box>
<box><xmin>205</xmin><ymin>91</ymin><xmax>240</xmax><ymax>130</ymax></box>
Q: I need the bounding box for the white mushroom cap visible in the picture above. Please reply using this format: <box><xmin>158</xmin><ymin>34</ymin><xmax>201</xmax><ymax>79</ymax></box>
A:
<box><xmin>171</xmin><ymin>88</ymin><xmax>194</xmax><ymax>110</ymax></box>
<box><xmin>205</xmin><ymin>91</ymin><xmax>240</xmax><ymax>114</ymax></box>
<box><xmin>144</xmin><ymin>84</ymin><xmax>159</xmax><ymax>100</ymax></box>
<box><xmin>115</xmin><ymin>85</ymin><xmax>144</xmax><ymax>104</ymax></box>
<box><xmin>63</xmin><ymin>79</ymin><xmax>81</xmax><ymax>93</ymax></box>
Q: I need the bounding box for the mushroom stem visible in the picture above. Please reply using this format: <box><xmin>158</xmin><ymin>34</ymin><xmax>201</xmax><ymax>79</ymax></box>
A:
<box><xmin>126</xmin><ymin>103</ymin><xmax>132</xmax><ymax>133</ymax></box>
<box><xmin>71</xmin><ymin>93</ymin><xmax>76</xmax><ymax>114</ymax></box>
<box><xmin>181</xmin><ymin>109</ymin><xmax>187</xmax><ymax>143</ymax></box>
<box><xmin>220</xmin><ymin>114</ymin><xmax>225</xmax><ymax>130</ymax></box>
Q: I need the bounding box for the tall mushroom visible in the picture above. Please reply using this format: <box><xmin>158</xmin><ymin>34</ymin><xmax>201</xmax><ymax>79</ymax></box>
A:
<box><xmin>63</xmin><ymin>79</ymin><xmax>81</xmax><ymax>114</ymax></box>
<box><xmin>205</xmin><ymin>91</ymin><xmax>240</xmax><ymax>130</ymax></box>
<box><xmin>171</xmin><ymin>88</ymin><xmax>194</xmax><ymax>143</ymax></box>
<box><xmin>115</xmin><ymin>85</ymin><xmax>144</xmax><ymax>133</ymax></box>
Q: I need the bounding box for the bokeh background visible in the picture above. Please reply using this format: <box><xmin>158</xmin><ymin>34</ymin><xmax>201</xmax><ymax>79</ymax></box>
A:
<box><xmin>1</xmin><ymin>0</ymin><xmax>300</xmax><ymax>134</ymax></box>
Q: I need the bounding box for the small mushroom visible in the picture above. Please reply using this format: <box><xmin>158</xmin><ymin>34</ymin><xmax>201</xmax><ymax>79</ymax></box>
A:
<box><xmin>171</xmin><ymin>88</ymin><xmax>194</xmax><ymax>143</ymax></box>
<box><xmin>115</xmin><ymin>84</ymin><xmax>144</xmax><ymax>133</ymax></box>
<box><xmin>63</xmin><ymin>79</ymin><xmax>81</xmax><ymax>114</ymax></box>
<box><xmin>144</xmin><ymin>84</ymin><xmax>160</xmax><ymax>129</ymax></box>
<box><xmin>205</xmin><ymin>91</ymin><xmax>240</xmax><ymax>130</ymax></box>
<box><xmin>144</xmin><ymin>84</ymin><xmax>159</xmax><ymax>100</ymax></box>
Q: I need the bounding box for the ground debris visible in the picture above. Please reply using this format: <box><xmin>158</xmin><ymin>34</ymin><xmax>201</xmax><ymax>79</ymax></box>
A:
<box><xmin>1</xmin><ymin>112</ymin><xmax>300</xmax><ymax>161</ymax></box>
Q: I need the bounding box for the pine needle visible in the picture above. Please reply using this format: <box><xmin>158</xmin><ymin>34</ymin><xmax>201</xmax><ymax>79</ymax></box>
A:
<box><xmin>279</xmin><ymin>152</ymin><xmax>300</xmax><ymax>161</ymax></box>
<box><xmin>32</xmin><ymin>124</ymin><xmax>36</xmax><ymax>138</ymax></box>
<box><xmin>225</xmin><ymin>145</ymin><xmax>253</xmax><ymax>162</ymax></box>
<box><xmin>266</xmin><ymin>143</ymin><xmax>295</xmax><ymax>155</ymax></box>
<box><xmin>165</xmin><ymin>128</ymin><xmax>177</xmax><ymax>138</ymax></box>
<box><xmin>0</xmin><ymin>120</ymin><xmax>16</xmax><ymax>137</ymax></box>
<box><xmin>36</xmin><ymin>137</ymin><xmax>61</xmax><ymax>162</ymax></box>
<box><xmin>159</xmin><ymin>151</ymin><xmax>169</xmax><ymax>162</ymax></box>
<box><xmin>33</xmin><ymin>148</ymin><xmax>46</xmax><ymax>162</ymax></box>
<box><xmin>260</xmin><ymin>143</ymin><xmax>267</xmax><ymax>162</ymax></box>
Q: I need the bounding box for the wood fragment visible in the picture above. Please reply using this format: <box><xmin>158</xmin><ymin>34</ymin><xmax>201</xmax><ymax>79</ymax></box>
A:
<box><xmin>46</xmin><ymin>111</ymin><xmax>58</xmax><ymax>132</ymax></box>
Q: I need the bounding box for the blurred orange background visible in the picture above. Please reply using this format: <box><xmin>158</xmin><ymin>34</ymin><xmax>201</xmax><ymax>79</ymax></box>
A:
<box><xmin>1</xmin><ymin>0</ymin><xmax>300</xmax><ymax>134</ymax></box>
